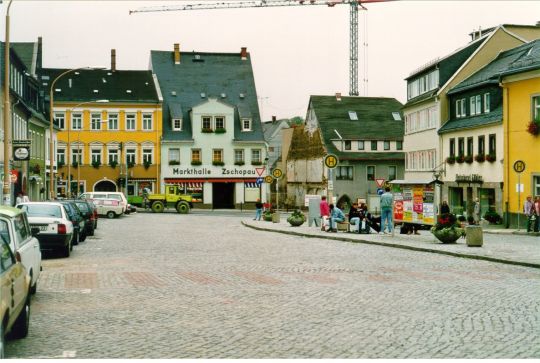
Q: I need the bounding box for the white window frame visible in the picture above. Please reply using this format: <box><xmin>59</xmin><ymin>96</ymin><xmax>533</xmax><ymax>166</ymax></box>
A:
<box><xmin>71</xmin><ymin>113</ymin><xmax>82</xmax><ymax>130</ymax></box>
<box><xmin>91</xmin><ymin>113</ymin><xmax>102</xmax><ymax>130</ymax></box>
<box><xmin>212</xmin><ymin>149</ymin><xmax>223</xmax><ymax>163</ymax></box>
<box><xmin>142</xmin><ymin>148</ymin><xmax>153</xmax><ymax>164</ymax></box>
<box><xmin>91</xmin><ymin>148</ymin><xmax>102</xmax><ymax>164</ymax></box>
<box><xmin>234</xmin><ymin>149</ymin><xmax>244</xmax><ymax>163</ymax></box>
<box><xmin>484</xmin><ymin>93</ymin><xmax>490</xmax><ymax>113</ymax></box>
<box><xmin>242</xmin><ymin>118</ymin><xmax>252</xmax><ymax>131</ymax></box>
<box><xmin>251</xmin><ymin>149</ymin><xmax>261</xmax><ymax>163</ymax></box>
<box><xmin>191</xmin><ymin>149</ymin><xmax>201</xmax><ymax>163</ymax></box>
<box><xmin>142</xmin><ymin>113</ymin><xmax>153</xmax><ymax>131</ymax></box>
<box><xmin>214</xmin><ymin>116</ymin><xmax>225</xmax><ymax>130</ymax></box>
<box><xmin>126</xmin><ymin>148</ymin><xmax>136</xmax><ymax>165</ymax></box>
<box><xmin>168</xmin><ymin>148</ymin><xmax>180</xmax><ymax>164</ymax></box>
<box><xmin>71</xmin><ymin>144</ymin><xmax>83</xmax><ymax>165</ymax></box>
<box><xmin>57</xmin><ymin>148</ymin><xmax>66</xmax><ymax>165</ymax></box>
<box><xmin>125</xmin><ymin>113</ymin><xmax>136</xmax><ymax>131</ymax></box>
<box><xmin>533</xmin><ymin>95</ymin><xmax>540</xmax><ymax>122</ymax></box>
<box><xmin>172</xmin><ymin>118</ymin><xmax>182</xmax><ymax>131</ymax></box>
<box><xmin>202</xmin><ymin>116</ymin><xmax>212</xmax><ymax>131</ymax></box>
<box><xmin>108</xmin><ymin>148</ymin><xmax>119</xmax><ymax>164</ymax></box>
<box><xmin>54</xmin><ymin>112</ymin><xmax>65</xmax><ymax>130</ymax></box>
<box><xmin>108</xmin><ymin>113</ymin><xmax>119</xmax><ymax>130</ymax></box>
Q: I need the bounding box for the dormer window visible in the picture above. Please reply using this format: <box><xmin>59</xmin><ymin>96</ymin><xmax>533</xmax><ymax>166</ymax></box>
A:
<box><xmin>348</xmin><ymin>111</ymin><xmax>358</xmax><ymax>121</ymax></box>
<box><xmin>172</xmin><ymin>118</ymin><xmax>182</xmax><ymax>131</ymax></box>
<box><xmin>242</xmin><ymin>118</ymin><xmax>252</xmax><ymax>131</ymax></box>
<box><xmin>392</xmin><ymin>112</ymin><xmax>402</xmax><ymax>121</ymax></box>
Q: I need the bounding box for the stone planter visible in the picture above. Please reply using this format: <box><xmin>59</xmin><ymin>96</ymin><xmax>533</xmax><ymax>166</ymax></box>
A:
<box><xmin>263</xmin><ymin>213</ymin><xmax>272</xmax><ymax>222</ymax></box>
<box><xmin>431</xmin><ymin>227</ymin><xmax>465</xmax><ymax>244</ymax></box>
<box><xmin>272</xmin><ymin>212</ymin><xmax>280</xmax><ymax>223</ymax></box>
<box><xmin>465</xmin><ymin>225</ymin><xmax>483</xmax><ymax>247</ymax></box>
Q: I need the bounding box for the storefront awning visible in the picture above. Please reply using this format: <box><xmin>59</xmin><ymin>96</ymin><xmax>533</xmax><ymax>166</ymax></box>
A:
<box><xmin>245</xmin><ymin>182</ymin><xmax>259</xmax><ymax>188</ymax></box>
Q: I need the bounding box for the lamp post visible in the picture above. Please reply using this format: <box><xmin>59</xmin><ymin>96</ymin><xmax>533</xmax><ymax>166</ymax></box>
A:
<box><xmin>65</xmin><ymin>99</ymin><xmax>108</xmax><ymax>198</ymax></box>
<box><xmin>3</xmin><ymin>0</ymin><xmax>14</xmax><ymax>205</ymax></box>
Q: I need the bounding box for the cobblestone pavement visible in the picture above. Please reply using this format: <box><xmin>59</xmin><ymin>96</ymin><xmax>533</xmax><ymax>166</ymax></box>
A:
<box><xmin>5</xmin><ymin>212</ymin><xmax>540</xmax><ymax>358</ymax></box>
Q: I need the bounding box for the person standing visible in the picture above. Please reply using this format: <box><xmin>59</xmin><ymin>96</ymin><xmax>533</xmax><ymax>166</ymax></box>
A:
<box><xmin>379</xmin><ymin>187</ymin><xmax>394</xmax><ymax>234</ymax></box>
<box><xmin>440</xmin><ymin>201</ymin><xmax>450</xmax><ymax>215</ymax></box>
<box><xmin>253</xmin><ymin>198</ymin><xmax>263</xmax><ymax>221</ymax></box>
<box><xmin>319</xmin><ymin>196</ymin><xmax>330</xmax><ymax>231</ymax></box>
<box><xmin>473</xmin><ymin>198</ymin><xmax>480</xmax><ymax>224</ymax></box>
<box><xmin>533</xmin><ymin>196</ymin><xmax>540</xmax><ymax>232</ymax></box>
<box><xmin>524</xmin><ymin>195</ymin><xmax>534</xmax><ymax>232</ymax></box>
<box><xmin>15</xmin><ymin>192</ymin><xmax>23</xmax><ymax>205</ymax></box>
<box><xmin>328</xmin><ymin>203</ymin><xmax>345</xmax><ymax>232</ymax></box>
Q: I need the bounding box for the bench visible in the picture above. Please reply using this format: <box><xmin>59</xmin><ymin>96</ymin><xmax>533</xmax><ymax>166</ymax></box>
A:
<box><xmin>336</xmin><ymin>221</ymin><xmax>350</xmax><ymax>232</ymax></box>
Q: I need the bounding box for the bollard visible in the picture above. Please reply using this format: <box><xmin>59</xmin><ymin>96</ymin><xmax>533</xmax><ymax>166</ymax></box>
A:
<box><xmin>272</xmin><ymin>212</ymin><xmax>280</xmax><ymax>223</ymax></box>
<box><xmin>465</xmin><ymin>225</ymin><xmax>483</xmax><ymax>247</ymax></box>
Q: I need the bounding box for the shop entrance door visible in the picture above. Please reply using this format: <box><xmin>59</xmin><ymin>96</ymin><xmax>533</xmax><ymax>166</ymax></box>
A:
<box><xmin>212</xmin><ymin>182</ymin><xmax>235</xmax><ymax>209</ymax></box>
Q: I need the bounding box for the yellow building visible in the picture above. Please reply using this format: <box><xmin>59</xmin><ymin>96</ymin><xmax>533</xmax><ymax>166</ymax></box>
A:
<box><xmin>43</xmin><ymin>67</ymin><xmax>162</xmax><ymax>199</ymax></box>
<box><xmin>501</xmin><ymin>42</ymin><xmax>540</xmax><ymax>226</ymax></box>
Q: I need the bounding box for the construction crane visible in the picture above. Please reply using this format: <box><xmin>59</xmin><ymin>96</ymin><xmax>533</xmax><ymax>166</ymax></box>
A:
<box><xmin>130</xmin><ymin>0</ymin><xmax>390</xmax><ymax>97</ymax></box>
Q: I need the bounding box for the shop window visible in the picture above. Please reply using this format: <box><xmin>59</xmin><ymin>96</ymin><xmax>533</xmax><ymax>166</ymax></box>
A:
<box><xmin>336</xmin><ymin>166</ymin><xmax>353</xmax><ymax>180</ymax></box>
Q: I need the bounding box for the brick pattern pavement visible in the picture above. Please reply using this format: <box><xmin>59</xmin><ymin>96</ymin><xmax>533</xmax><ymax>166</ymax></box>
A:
<box><xmin>5</xmin><ymin>212</ymin><xmax>540</xmax><ymax>358</ymax></box>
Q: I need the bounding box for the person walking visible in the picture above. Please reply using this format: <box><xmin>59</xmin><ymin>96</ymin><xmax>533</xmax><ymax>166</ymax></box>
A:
<box><xmin>379</xmin><ymin>187</ymin><xmax>394</xmax><ymax>234</ymax></box>
<box><xmin>319</xmin><ymin>196</ymin><xmax>330</xmax><ymax>231</ymax></box>
<box><xmin>254</xmin><ymin>198</ymin><xmax>263</xmax><ymax>221</ymax></box>
<box><xmin>328</xmin><ymin>203</ymin><xmax>345</xmax><ymax>232</ymax></box>
<box><xmin>524</xmin><ymin>195</ymin><xmax>534</xmax><ymax>232</ymax></box>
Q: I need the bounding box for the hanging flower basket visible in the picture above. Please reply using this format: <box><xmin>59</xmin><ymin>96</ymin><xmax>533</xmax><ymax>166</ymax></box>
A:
<box><xmin>527</xmin><ymin>121</ymin><xmax>540</xmax><ymax>136</ymax></box>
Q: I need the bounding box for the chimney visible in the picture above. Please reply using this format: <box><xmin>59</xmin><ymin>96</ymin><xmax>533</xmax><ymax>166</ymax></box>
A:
<box><xmin>174</xmin><ymin>43</ymin><xmax>181</xmax><ymax>64</ymax></box>
<box><xmin>241</xmin><ymin>47</ymin><xmax>247</xmax><ymax>60</ymax></box>
<box><xmin>335</xmin><ymin>92</ymin><xmax>342</xmax><ymax>101</ymax></box>
<box><xmin>111</xmin><ymin>49</ymin><xmax>116</xmax><ymax>72</ymax></box>
<box><xmin>272</xmin><ymin>116</ymin><xmax>277</xmax><ymax>123</ymax></box>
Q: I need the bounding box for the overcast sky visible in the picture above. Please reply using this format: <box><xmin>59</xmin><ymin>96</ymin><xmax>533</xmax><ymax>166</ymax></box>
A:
<box><xmin>4</xmin><ymin>0</ymin><xmax>540</xmax><ymax>121</ymax></box>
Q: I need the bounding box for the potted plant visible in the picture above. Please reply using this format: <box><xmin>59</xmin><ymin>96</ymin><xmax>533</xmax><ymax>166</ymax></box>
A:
<box><xmin>191</xmin><ymin>160</ymin><xmax>202</xmax><ymax>166</ymax></box>
<box><xmin>169</xmin><ymin>160</ymin><xmax>180</xmax><ymax>166</ymax></box>
<box><xmin>143</xmin><ymin>160</ymin><xmax>152</xmax><ymax>170</ymax></box>
<box><xmin>263</xmin><ymin>210</ymin><xmax>273</xmax><ymax>221</ymax></box>
<box><xmin>31</xmin><ymin>164</ymin><xmax>41</xmax><ymax>174</ymax></box>
<box><xmin>72</xmin><ymin>161</ymin><xmax>79</xmax><ymax>168</ymax></box>
<box><xmin>485</xmin><ymin>153</ymin><xmax>497</xmax><ymax>162</ymax></box>
<box><xmin>127</xmin><ymin>161</ymin><xmax>135</xmax><ymax>169</ymax></box>
<box><xmin>456</xmin><ymin>154</ymin><xmax>465</xmax><ymax>163</ymax></box>
<box><xmin>234</xmin><ymin>161</ymin><xmax>245</xmax><ymax>166</ymax></box>
<box><xmin>475</xmin><ymin>154</ymin><xmax>485</xmax><ymax>162</ymax></box>
<box><xmin>483</xmin><ymin>210</ymin><xmax>502</xmax><ymax>224</ymax></box>
<box><xmin>215</xmin><ymin>127</ymin><xmax>226</xmax><ymax>134</ymax></box>
<box><xmin>430</xmin><ymin>213</ymin><xmax>465</xmax><ymax>243</ymax></box>
<box><xmin>287</xmin><ymin>210</ymin><xmax>306</xmax><ymax>227</ymax></box>
<box><xmin>91</xmin><ymin>160</ymin><xmax>101</xmax><ymax>169</ymax></box>
<box><xmin>109</xmin><ymin>160</ymin><xmax>118</xmax><ymax>169</ymax></box>
<box><xmin>446</xmin><ymin>156</ymin><xmax>456</xmax><ymax>164</ymax></box>
<box><xmin>212</xmin><ymin>161</ymin><xmax>225</xmax><ymax>166</ymax></box>
<box><xmin>201</xmin><ymin>128</ymin><xmax>213</xmax><ymax>133</ymax></box>
<box><xmin>464</xmin><ymin>155</ymin><xmax>473</xmax><ymax>164</ymax></box>
<box><xmin>527</xmin><ymin>120</ymin><xmax>540</xmax><ymax>136</ymax></box>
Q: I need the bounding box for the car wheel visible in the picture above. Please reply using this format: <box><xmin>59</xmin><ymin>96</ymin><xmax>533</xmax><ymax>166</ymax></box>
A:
<box><xmin>80</xmin><ymin>232</ymin><xmax>87</xmax><ymax>242</ymax></box>
<box><xmin>72</xmin><ymin>231</ymin><xmax>79</xmax><ymax>246</ymax></box>
<box><xmin>176</xmin><ymin>201</ymin><xmax>190</xmax><ymax>214</ymax></box>
<box><xmin>88</xmin><ymin>227</ymin><xmax>95</xmax><ymax>236</ymax></box>
<box><xmin>10</xmin><ymin>295</ymin><xmax>30</xmax><ymax>339</ymax></box>
<box><xmin>151</xmin><ymin>201</ymin><xmax>165</xmax><ymax>213</ymax></box>
<box><xmin>106</xmin><ymin>211</ymin><xmax>116</xmax><ymax>219</ymax></box>
<box><xmin>0</xmin><ymin>325</ymin><xmax>5</xmax><ymax>359</ymax></box>
<box><xmin>30</xmin><ymin>272</ymin><xmax>37</xmax><ymax>295</ymax></box>
<box><xmin>63</xmin><ymin>241</ymin><xmax>71</xmax><ymax>258</ymax></box>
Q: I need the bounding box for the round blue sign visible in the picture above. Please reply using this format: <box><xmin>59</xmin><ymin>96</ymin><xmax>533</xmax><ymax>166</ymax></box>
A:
<box><xmin>377</xmin><ymin>188</ymin><xmax>384</xmax><ymax>195</ymax></box>
<box><xmin>256</xmin><ymin>177</ymin><xmax>263</xmax><ymax>186</ymax></box>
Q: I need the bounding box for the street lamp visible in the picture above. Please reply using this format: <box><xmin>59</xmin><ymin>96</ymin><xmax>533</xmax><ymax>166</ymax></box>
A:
<box><xmin>2</xmin><ymin>0</ymin><xmax>14</xmax><ymax>205</ymax></box>
<box><xmin>48</xmin><ymin>67</ymin><xmax>102</xmax><ymax>199</ymax></box>
<box><xmin>64</xmin><ymin>99</ymin><xmax>108</xmax><ymax>198</ymax></box>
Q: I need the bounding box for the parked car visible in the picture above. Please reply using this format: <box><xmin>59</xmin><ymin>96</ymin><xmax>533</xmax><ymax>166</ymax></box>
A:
<box><xmin>57</xmin><ymin>200</ymin><xmax>86</xmax><ymax>244</ymax></box>
<box><xmin>79</xmin><ymin>192</ymin><xmax>128</xmax><ymax>214</ymax></box>
<box><xmin>17</xmin><ymin>202</ymin><xmax>75</xmax><ymax>258</ymax></box>
<box><xmin>92</xmin><ymin>198</ymin><xmax>124</xmax><ymax>219</ymax></box>
<box><xmin>86</xmin><ymin>200</ymin><xmax>98</xmax><ymax>230</ymax></box>
<box><xmin>1</xmin><ymin>237</ymin><xmax>31</xmax><ymax>358</ymax></box>
<box><xmin>0</xmin><ymin>206</ymin><xmax>41</xmax><ymax>294</ymax></box>
<box><xmin>67</xmin><ymin>200</ymin><xmax>96</xmax><ymax>237</ymax></box>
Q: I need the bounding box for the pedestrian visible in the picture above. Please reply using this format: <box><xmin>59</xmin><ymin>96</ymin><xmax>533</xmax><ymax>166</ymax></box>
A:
<box><xmin>319</xmin><ymin>196</ymin><xmax>330</xmax><ymax>231</ymax></box>
<box><xmin>328</xmin><ymin>203</ymin><xmax>345</xmax><ymax>233</ymax></box>
<box><xmin>254</xmin><ymin>198</ymin><xmax>263</xmax><ymax>221</ymax></box>
<box><xmin>22</xmin><ymin>191</ymin><xmax>30</xmax><ymax>203</ymax></box>
<box><xmin>534</xmin><ymin>196</ymin><xmax>540</xmax><ymax>232</ymax></box>
<box><xmin>379</xmin><ymin>187</ymin><xmax>393</xmax><ymax>234</ymax></box>
<box><xmin>15</xmin><ymin>192</ymin><xmax>23</xmax><ymax>205</ymax></box>
<box><xmin>440</xmin><ymin>200</ymin><xmax>450</xmax><ymax>215</ymax></box>
<box><xmin>348</xmin><ymin>202</ymin><xmax>361</xmax><ymax>232</ymax></box>
<box><xmin>473</xmin><ymin>198</ymin><xmax>480</xmax><ymax>224</ymax></box>
<box><xmin>524</xmin><ymin>195</ymin><xmax>534</xmax><ymax>232</ymax></box>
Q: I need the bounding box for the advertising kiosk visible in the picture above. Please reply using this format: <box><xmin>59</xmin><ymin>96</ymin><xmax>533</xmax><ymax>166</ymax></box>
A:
<box><xmin>389</xmin><ymin>179</ymin><xmax>443</xmax><ymax>228</ymax></box>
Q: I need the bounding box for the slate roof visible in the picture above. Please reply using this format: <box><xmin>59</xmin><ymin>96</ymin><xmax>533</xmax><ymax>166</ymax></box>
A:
<box><xmin>150</xmin><ymin>50</ymin><xmax>264</xmax><ymax>142</ymax></box>
<box><xmin>40</xmin><ymin>68</ymin><xmax>160</xmax><ymax>104</ymax></box>
<box><xmin>10</xmin><ymin>42</ymin><xmax>35</xmax><ymax>72</ymax></box>
<box><xmin>448</xmin><ymin>39</ymin><xmax>540</xmax><ymax>95</ymax></box>
<box><xmin>438</xmin><ymin>105</ymin><xmax>502</xmax><ymax>134</ymax></box>
<box><xmin>310</xmin><ymin>95</ymin><xmax>404</xmax><ymax>160</ymax></box>
<box><xmin>262</xmin><ymin>119</ymin><xmax>290</xmax><ymax>141</ymax></box>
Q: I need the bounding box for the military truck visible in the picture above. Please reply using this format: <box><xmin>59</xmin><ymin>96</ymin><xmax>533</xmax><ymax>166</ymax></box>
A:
<box><xmin>146</xmin><ymin>185</ymin><xmax>193</xmax><ymax>214</ymax></box>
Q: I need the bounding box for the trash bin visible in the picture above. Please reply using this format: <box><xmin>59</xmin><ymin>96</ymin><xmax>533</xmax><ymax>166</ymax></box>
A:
<box><xmin>465</xmin><ymin>225</ymin><xmax>483</xmax><ymax>247</ymax></box>
<box><xmin>272</xmin><ymin>212</ymin><xmax>280</xmax><ymax>223</ymax></box>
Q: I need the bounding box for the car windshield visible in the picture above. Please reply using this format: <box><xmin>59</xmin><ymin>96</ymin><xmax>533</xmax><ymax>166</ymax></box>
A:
<box><xmin>0</xmin><ymin>219</ymin><xmax>11</xmax><ymax>245</ymax></box>
<box><xmin>20</xmin><ymin>204</ymin><xmax>62</xmax><ymax>217</ymax></box>
<box><xmin>74</xmin><ymin>202</ymin><xmax>89</xmax><ymax>212</ymax></box>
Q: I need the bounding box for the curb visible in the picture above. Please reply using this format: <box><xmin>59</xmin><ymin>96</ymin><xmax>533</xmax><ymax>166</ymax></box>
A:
<box><xmin>242</xmin><ymin>222</ymin><xmax>540</xmax><ymax>270</ymax></box>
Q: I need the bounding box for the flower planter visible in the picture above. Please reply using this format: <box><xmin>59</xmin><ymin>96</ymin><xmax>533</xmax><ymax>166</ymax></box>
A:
<box><xmin>287</xmin><ymin>216</ymin><xmax>305</xmax><ymax>227</ymax></box>
<box><xmin>263</xmin><ymin>213</ymin><xmax>273</xmax><ymax>221</ymax></box>
<box><xmin>431</xmin><ymin>227</ymin><xmax>465</xmax><ymax>244</ymax></box>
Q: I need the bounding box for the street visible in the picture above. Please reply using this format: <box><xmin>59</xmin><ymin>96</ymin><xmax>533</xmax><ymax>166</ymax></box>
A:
<box><xmin>5</xmin><ymin>211</ymin><xmax>540</xmax><ymax>358</ymax></box>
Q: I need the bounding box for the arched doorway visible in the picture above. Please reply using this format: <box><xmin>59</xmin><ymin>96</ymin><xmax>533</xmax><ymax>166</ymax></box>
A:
<box><xmin>337</xmin><ymin>194</ymin><xmax>352</xmax><ymax>211</ymax></box>
<box><xmin>94</xmin><ymin>179</ymin><xmax>117</xmax><ymax>192</ymax></box>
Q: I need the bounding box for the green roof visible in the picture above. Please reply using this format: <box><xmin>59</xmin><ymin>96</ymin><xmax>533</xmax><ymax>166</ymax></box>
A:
<box><xmin>310</xmin><ymin>95</ymin><xmax>404</xmax><ymax>160</ymax></box>
<box><xmin>438</xmin><ymin>106</ymin><xmax>502</xmax><ymax>134</ymax></box>
<box><xmin>11</xmin><ymin>42</ymin><xmax>35</xmax><ymax>71</ymax></box>
<box><xmin>40</xmin><ymin>68</ymin><xmax>160</xmax><ymax>104</ymax></box>
<box><xmin>150</xmin><ymin>50</ymin><xmax>264</xmax><ymax>143</ymax></box>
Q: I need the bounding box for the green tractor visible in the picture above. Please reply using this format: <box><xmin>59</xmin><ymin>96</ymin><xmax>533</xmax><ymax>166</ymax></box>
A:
<box><xmin>146</xmin><ymin>184</ymin><xmax>193</xmax><ymax>214</ymax></box>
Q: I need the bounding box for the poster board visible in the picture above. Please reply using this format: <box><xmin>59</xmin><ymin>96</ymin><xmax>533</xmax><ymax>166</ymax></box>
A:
<box><xmin>390</xmin><ymin>180</ymin><xmax>438</xmax><ymax>226</ymax></box>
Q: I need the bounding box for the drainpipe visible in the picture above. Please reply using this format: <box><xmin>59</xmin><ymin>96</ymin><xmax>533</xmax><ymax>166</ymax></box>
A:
<box><xmin>501</xmin><ymin>82</ymin><xmax>510</xmax><ymax>228</ymax></box>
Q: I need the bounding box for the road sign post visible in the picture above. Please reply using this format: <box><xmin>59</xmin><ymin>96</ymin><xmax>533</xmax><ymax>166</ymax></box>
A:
<box><xmin>513</xmin><ymin>160</ymin><xmax>526</xmax><ymax>231</ymax></box>
<box><xmin>324</xmin><ymin>154</ymin><xmax>338</xmax><ymax>203</ymax></box>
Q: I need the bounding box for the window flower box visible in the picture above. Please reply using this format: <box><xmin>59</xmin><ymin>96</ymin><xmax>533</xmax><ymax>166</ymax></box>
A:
<box><xmin>214</xmin><ymin>127</ymin><xmax>226</xmax><ymax>134</ymax></box>
<box><xmin>234</xmin><ymin>161</ymin><xmax>245</xmax><ymax>166</ymax></box>
<box><xmin>527</xmin><ymin>121</ymin><xmax>539</xmax><ymax>136</ymax></box>
<box><xmin>72</xmin><ymin>161</ymin><xmax>79</xmax><ymax>168</ymax></box>
<box><xmin>212</xmin><ymin>161</ymin><xmax>225</xmax><ymax>166</ymax></box>
<box><xmin>251</xmin><ymin>161</ymin><xmax>262</xmax><ymax>166</ymax></box>
<box><xmin>201</xmin><ymin>128</ymin><xmax>213</xmax><ymax>133</ymax></box>
<box><xmin>127</xmin><ymin>161</ymin><xmax>135</xmax><ymax>169</ymax></box>
<box><xmin>109</xmin><ymin>160</ymin><xmax>118</xmax><ymax>169</ymax></box>
<box><xmin>464</xmin><ymin>155</ymin><xmax>473</xmax><ymax>164</ymax></box>
<box><xmin>485</xmin><ymin>153</ymin><xmax>496</xmax><ymax>162</ymax></box>
<box><xmin>446</xmin><ymin>156</ymin><xmax>456</xmax><ymax>165</ymax></box>
<box><xmin>56</xmin><ymin>162</ymin><xmax>64</xmax><ymax>170</ymax></box>
<box><xmin>191</xmin><ymin>160</ymin><xmax>202</xmax><ymax>166</ymax></box>
<box><xmin>143</xmin><ymin>160</ymin><xmax>152</xmax><ymax>170</ymax></box>
<box><xmin>91</xmin><ymin>160</ymin><xmax>101</xmax><ymax>169</ymax></box>
<box><xmin>456</xmin><ymin>155</ymin><xmax>465</xmax><ymax>164</ymax></box>
<box><xmin>474</xmin><ymin>154</ymin><xmax>485</xmax><ymax>162</ymax></box>
<box><xmin>169</xmin><ymin>160</ymin><xmax>180</xmax><ymax>166</ymax></box>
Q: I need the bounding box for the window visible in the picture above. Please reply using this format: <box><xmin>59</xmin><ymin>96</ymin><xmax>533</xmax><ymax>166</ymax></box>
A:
<box><xmin>384</xmin><ymin>141</ymin><xmax>390</xmax><ymax>150</ymax></box>
<box><xmin>251</xmin><ymin>149</ymin><xmax>261</xmax><ymax>163</ymax></box>
<box><xmin>533</xmin><ymin>96</ymin><xmax>540</xmax><ymax>122</ymax></box>
<box><xmin>168</xmin><ymin>148</ymin><xmax>180</xmax><ymax>164</ymax></box>
<box><xmin>336</xmin><ymin>166</ymin><xmax>353</xmax><ymax>180</ymax></box>
<box><xmin>108</xmin><ymin>113</ymin><xmax>118</xmax><ymax>130</ymax></box>
<box><xmin>57</xmin><ymin>149</ymin><xmax>66</xmax><ymax>164</ymax></box>
<box><xmin>348</xmin><ymin>111</ymin><xmax>358</xmax><ymax>120</ymax></box>
<box><xmin>108</xmin><ymin>149</ymin><xmax>119</xmax><ymax>164</ymax></box>
<box><xmin>456</xmin><ymin>99</ymin><xmax>466</xmax><ymax>118</ymax></box>
<box><xmin>91</xmin><ymin>113</ymin><xmax>102</xmax><ymax>130</ymax></box>
<box><xmin>392</xmin><ymin>112</ymin><xmax>402</xmax><ymax>121</ymax></box>
<box><xmin>202</xmin><ymin>116</ymin><xmax>212</xmax><ymax>131</ymax></box>
<box><xmin>242</xmin><ymin>119</ymin><xmax>252</xmax><ymax>131</ymax></box>
<box><xmin>0</xmin><ymin>224</ymin><xmax>14</xmax><ymax>271</ymax></box>
<box><xmin>467</xmin><ymin>137</ymin><xmax>473</xmax><ymax>157</ymax></box>
<box><xmin>488</xmin><ymin>134</ymin><xmax>496</xmax><ymax>155</ymax></box>
<box><xmin>449</xmin><ymin>138</ymin><xmax>455</xmax><ymax>157</ymax></box>
<box><xmin>191</xmin><ymin>149</ymin><xmax>201</xmax><ymax>163</ymax></box>
<box><xmin>407</xmin><ymin>69</ymin><xmax>439</xmax><ymax>100</ymax></box>
<box><xmin>215</xmin><ymin>116</ymin><xmax>225</xmax><ymax>130</ymax></box>
<box><xmin>142</xmin><ymin>114</ymin><xmax>153</xmax><ymax>130</ymax></box>
<box><xmin>126</xmin><ymin>114</ymin><xmax>136</xmax><ymax>131</ymax></box>
<box><xmin>478</xmin><ymin>135</ymin><xmax>485</xmax><ymax>155</ymax></box>
<box><xmin>213</xmin><ymin>149</ymin><xmax>223</xmax><ymax>163</ymax></box>
<box><xmin>371</xmin><ymin>141</ymin><xmax>378</xmax><ymax>151</ymax></box>
<box><xmin>72</xmin><ymin>148</ymin><xmax>82</xmax><ymax>165</ymax></box>
<box><xmin>72</xmin><ymin>113</ymin><xmax>82</xmax><ymax>130</ymax></box>
<box><xmin>388</xmin><ymin>166</ymin><xmax>397</xmax><ymax>181</ymax></box>
<box><xmin>357</xmin><ymin>141</ymin><xmax>364</xmax><ymax>150</ymax></box>
<box><xmin>234</xmin><ymin>149</ymin><xmax>244</xmax><ymax>163</ymax></box>
<box><xmin>344</xmin><ymin>140</ymin><xmax>351</xmax><ymax>150</ymax></box>
<box><xmin>91</xmin><ymin>149</ymin><xmax>102</xmax><ymax>164</ymax></box>
<box><xmin>470</xmin><ymin>95</ymin><xmax>481</xmax><ymax>116</ymax></box>
<box><xmin>396</xmin><ymin>141</ymin><xmax>403</xmax><ymax>150</ymax></box>
<box><xmin>458</xmin><ymin>137</ymin><xmax>464</xmax><ymax>156</ymax></box>
<box><xmin>367</xmin><ymin>166</ymin><xmax>375</xmax><ymax>181</ymax></box>
<box><xmin>484</xmin><ymin>93</ymin><xmax>490</xmax><ymax>113</ymax></box>
<box><xmin>534</xmin><ymin>176</ymin><xmax>540</xmax><ymax>197</ymax></box>
<box><xmin>142</xmin><ymin>149</ymin><xmax>153</xmax><ymax>164</ymax></box>
<box><xmin>13</xmin><ymin>214</ymin><xmax>30</xmax><ymax>245</ymax></box>
<box><xmin>54</xmin><ymin>112</ymin><xmax>65</xmax><ymax>130</ymax></box>
<box><xmin>126</xmin><ymin>148</ymin><xmax>136</xmax><ymax>165</ymax></box>
<box><xmin>172</xmin><ymin>118</ymin><xmax>182</xmax><ymax>131</ymax></box>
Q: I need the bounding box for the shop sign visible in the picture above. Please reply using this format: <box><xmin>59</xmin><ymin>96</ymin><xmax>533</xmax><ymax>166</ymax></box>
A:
<box><xmin>13</xmin><ymin>146</ymin><xmax>30</xmax><ymax>161</ymax></box>
<box><xmin>455</xmin><ymin>174</ymin><xmax>483</xmax><ymax>184</ymax></box>
<box><xmin>170</xmin><ymin>166</ymin><xmax>257</xmax><ymax>177</ymax></box>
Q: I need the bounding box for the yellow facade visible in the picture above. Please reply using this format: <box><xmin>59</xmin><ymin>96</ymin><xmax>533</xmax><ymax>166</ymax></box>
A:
<box><xmin>55</xmin><ymin>102</ymin><xmax>162</xmax><ymax>197</ymax></box>
<box><xmin>502</xmin><ymin>70</ymin><xmax>540</xmax><ymax>215</ymax></box>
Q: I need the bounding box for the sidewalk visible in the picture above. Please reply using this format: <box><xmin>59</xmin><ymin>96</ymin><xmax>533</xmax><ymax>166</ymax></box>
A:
<box><xmin>242</xmin><ymin>216</ymin><xmax>540</xmax><ymax>269</ymax></box>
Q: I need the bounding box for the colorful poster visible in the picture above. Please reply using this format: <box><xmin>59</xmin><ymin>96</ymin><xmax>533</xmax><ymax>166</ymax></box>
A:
<box><xmin>413</xmin><ymin>187</ymin><xmax>423</xmax><ymax>213</ymax></box>
<box><xmin>403</xmin><ymin>200</ymin><xmax>413</xmax><ymax>222</ymax></box>
<box><xmin>423</xmin><ymin>203</ymin><xmax>434</xmax><ymax>224</ymax></box>
<box><xmin>394</xmin><ymin>200</ymin><xmax>404</xmax><ymax>221</ymax></box>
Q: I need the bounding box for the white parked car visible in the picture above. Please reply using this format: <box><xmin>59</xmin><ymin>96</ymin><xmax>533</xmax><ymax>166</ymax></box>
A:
<box><xmin>16</xmin><ymin>202</ymin><xmax>75</xmax><ymax>258</ymax></box>
<box><xmin>91</xmin><ymin>198</ymin><xmax>124</xmax><ymax>219</ymax></box>
<box><xmin>0</xmin><ymin>206</ymin><xmax>42</xmax><ymax>294</ymax></box>
<box><xmin>79</xmin><ymin>192</ymin><xmax>128</xmax><ymax>213</ymax></box>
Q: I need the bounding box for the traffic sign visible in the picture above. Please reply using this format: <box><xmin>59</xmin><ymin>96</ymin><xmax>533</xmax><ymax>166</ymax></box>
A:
<box><xmin>375</xmin><ymin>178</ymin><xmax>385</xmax><ymax>188</ymax></box>
<box><xmin>324</xmin><ymin>154</ymin><xmax>339</xmax><ymax>169</ymax></box>
<box><xmin>377</xmin><ymin>188</ymin><xmax>384</xmax><ymax>195</ymax></box>
<box><xmin>272</xmin><ymin>168</ymin><xmax>283</xmax><ymax>179</ymax></box>
<box><xmin>264</xmin><ymin>175</ymin><xmax>273</xmax><ymax>184</ymax></box>
<box><xmin>513</xmin><ymin>160</ymin><xmax>525</xmax><ymax>173</ymax></box>
<box><xmin>255</xmin><ymin>177</ymin><xmax>263</xmax><ymax>186</ymax></box>
<box><xmin>255</xmin><ymin>167</ymin><xmax>266</xmax><ymax>176</ymax></box>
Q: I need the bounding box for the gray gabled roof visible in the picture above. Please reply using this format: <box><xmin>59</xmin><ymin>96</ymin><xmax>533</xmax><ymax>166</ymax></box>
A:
<box><xmin>438</xmin><ymin>106</ymin><xmax>502</xmax><ymax>134</ymax></box>
<box><xmin>150</xmin><ymin>50</ymin><xmax>264</xmax><ymax>143</ymax></box>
